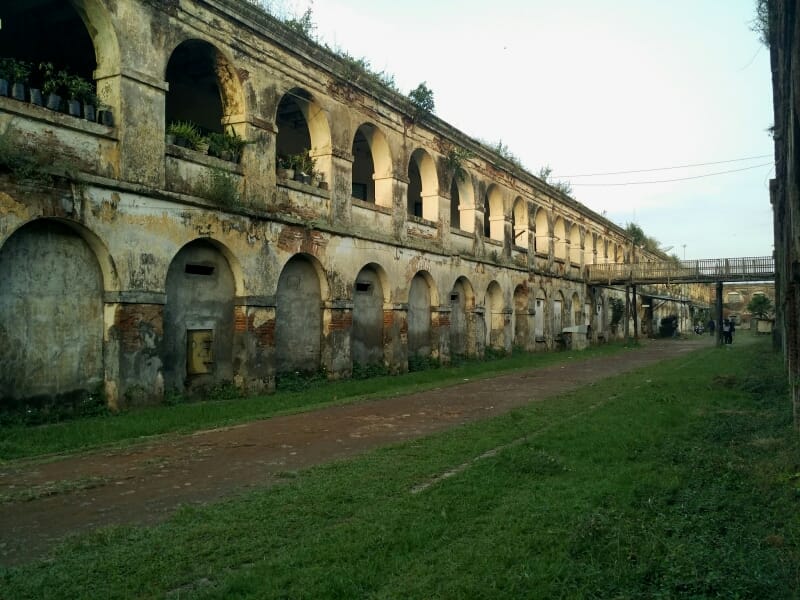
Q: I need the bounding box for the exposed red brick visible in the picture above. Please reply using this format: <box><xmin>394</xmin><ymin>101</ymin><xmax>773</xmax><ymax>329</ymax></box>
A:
<box><xmin>114</xmin><ymin>304</ymin><xmax>163</xmax><ymax>352</ymax></box>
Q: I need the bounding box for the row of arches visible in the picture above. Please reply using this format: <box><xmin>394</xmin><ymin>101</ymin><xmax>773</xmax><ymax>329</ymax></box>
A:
<box><xmin>0</xmin><ymin>218</ymin><xmax>601</xmax><ymax>403</ymax></box>
<box><xmin>1</xmin><ymin>1</ymin><xmax>632</xmax><ymax>264</ymax></box>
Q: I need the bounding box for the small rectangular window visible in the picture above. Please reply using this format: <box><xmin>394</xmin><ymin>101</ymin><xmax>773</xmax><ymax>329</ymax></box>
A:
<box><xmin>450</xmin><ymin>293</ymin><xmax>459</xmax><ymax>302</ymax></box>
<box><xmin>185</xmin><ymin>264</ymin><xmax>215</xmax><ymax>276</ymax></box>
<box><xmin>355</xmin><ymin>281</ymin><xmax>372</xmax><ymax>293</ymax></box>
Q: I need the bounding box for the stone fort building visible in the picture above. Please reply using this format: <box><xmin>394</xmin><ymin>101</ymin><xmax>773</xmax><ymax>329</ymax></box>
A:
<box><xmin>0</xmin><ymin>0</ymin><xmax>701</xmax><ymax>409</ymax></box>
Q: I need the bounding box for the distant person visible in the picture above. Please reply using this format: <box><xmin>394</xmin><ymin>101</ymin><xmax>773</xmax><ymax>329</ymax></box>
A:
<box><xmin>722</xmin><ymin>319</ymin><xmax>732</xmax><ymax>344</ymax></box>
<box><xmin>729</xmin><ymin>318</ymin><xmax>736</xmax><ymax>344</ymax></box>
<box><xmin>708</xmin><ymin>319</ymin><xmax>715</xmax><ymax>337</ymax></box>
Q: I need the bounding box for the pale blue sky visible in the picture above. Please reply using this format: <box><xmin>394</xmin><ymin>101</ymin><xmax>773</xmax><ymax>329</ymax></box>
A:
<box><xmin>280</xmin><ymin>0</ymin><xmax>774</xmax><ymax>259</ymax></box>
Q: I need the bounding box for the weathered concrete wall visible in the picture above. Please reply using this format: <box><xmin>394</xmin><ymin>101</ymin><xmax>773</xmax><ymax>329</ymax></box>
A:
<box><xmin>275</xmin><ymin>255</ymin><xmax>322</xmax><ymax>373</ymax></box>
<box><xmin>0</xmin><ymin>220</ymin><xmax>103</xmax><ymax>401</ymax></box>
<box><xmin>0</xmin><ymin>0</ymin><xmax>703</xmax><ymax>407</ymax></box>
<box><xmin>163</xmin><ymin>241</ymin><xmax>235</xmax><ymax>393</ymax></box>
<box><xmin>352</xmin><ymin>267</ymin><xmax>384</xmax><ymax>365</ymax></box>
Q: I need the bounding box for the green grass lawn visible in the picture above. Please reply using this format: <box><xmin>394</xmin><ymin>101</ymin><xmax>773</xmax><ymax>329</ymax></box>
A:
<box><xmin>0</xmin><ymin>343</ymin><xmax>630</xmax><ymax>461</ymax></box>
<box><xmin>2</xmin><ymin>337</ymin><xmax>798</xmax><ymax>598</ymax></box>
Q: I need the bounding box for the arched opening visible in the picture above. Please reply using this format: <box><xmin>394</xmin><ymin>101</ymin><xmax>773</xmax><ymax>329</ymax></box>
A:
<box><xmin>0</xmin><ymin>220</ymin><xmax>104</xmax><ymax>404</ymax></box>
<box><xmin>275</xmin><ymin>88</ymin><xmax>332</xmax><ymax>181</ymax></box>
<box><xmin>407</xmin><ymin>148</ymin><xmax>438</xmax><ymax>220</ymax></box>
<box><xmin>486</xmin><ymin>281</ymin><xmax>504</xmax><ymax>350</ymax></box>
<box><xmin>276</xmin><ymin>255</ymin><xmax>323</xmax><ymax>374</ymax></box>
<box><xmin>569</xmin><ymin>224</ymin><xmax>582</xmax><ymax>264</ymax></box>
<box><xmin>163</xmin><ymin>240</ymin><xmax>235</xmax><ymax>393</ymax></box>
<box><xmin>351</xmin><ymin>126</ymin><xmax>375</xmax><ymax>202</ymax></box>
<box><xmin>276</xmin><ymin>89</ymin><xmax>312</xmax><ymax>166</ymax></box>
<box><xmin>584</xmin><ymin>233</ymin><xmax>595</xmax><ymax>265</ymax></box>
<box><xmin>485</xmin><ymin>185</ymin><xmax>504</xmax><ymax>242</ymax></box>
<box><xmin>450</xmin><ymin>178</ymin><xmax>461</xmax><ymax>230</ymax></box>
<box><xmin>450</xmin><ymin>276</ymin><xmax>475</xmax><ymax>357</ymax></box>
<box><xmin>615</xmin><ymin>243</ymin><xmax>625</xmax><ymax>263</ymax></box>
<box><xmin>572</xmin><ymin>292</ymin><xmax>582</xmax><ymax>325</ymax></box>
<box><xmin>511</xmin><ymin>197</ymin><xmax>527</xmax><ymax>248</ymax></box>
<box><xmin>351</xmin><ymin>123</ymin><xmax>392</xmax><ymax>205</ymax></box>
<box><xmin>534</xmin><ymin>289</ymin><xmax>547</xmax><ymax>339</ymax></box>
<box><xmin>165</xmin><ymin>39</ymin><xmax>242</xmax><ymax>139</ymax></box>
<box><xmin>352</xmin><ymin>264</ymin><xmax>387</xmax><ymax>367</ymax></box>
<box><xmin>553</xmin><ymin>291</ymin><xmax>565</xmax><ymax>335</ymax></box>
<box><xmin>450</xmin><ymin>172</ymin><xmax>475</xmax><ymax>232</ymax></box>
<box><xmin>513</xmin><ymin>284</ymin><xmax>529</xmax><ymax>348</ymax></box>
<box><xmin>408</xmin><ymin>272</ymin><xmax>433</xmax><ymax>357</ymax></box>
<box><xmin>553</xmin><ymin>218</ymin><xmax>567</xmax><ymax>260</ymax></box>
<box><xmin>0</xmin><ymin>2</ymin><xmax>101</xmax><ymax>115</ymax></box>
<box><xmin>534</xmin><ymin>208</ymin><xmax>549</xmax><ymax>255</ymax></box>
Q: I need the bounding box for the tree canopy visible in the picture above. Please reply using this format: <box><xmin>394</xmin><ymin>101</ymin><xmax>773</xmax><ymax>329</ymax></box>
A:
<box><xmin>747</xmin><ymin>294</ymin><xmax>773</xmax><ymax>318</ymax></box>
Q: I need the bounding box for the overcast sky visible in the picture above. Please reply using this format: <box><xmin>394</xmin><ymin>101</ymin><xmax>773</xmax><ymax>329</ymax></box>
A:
<box><xmin>277</xmin><ymin>0</ymin><xmax>774</xmax><ymax>260</ymax></box>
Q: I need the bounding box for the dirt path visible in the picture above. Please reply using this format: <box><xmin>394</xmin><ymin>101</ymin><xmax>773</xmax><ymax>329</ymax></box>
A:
<box><xmin>0</xmin><ymin>337</ymin><xmax>712</xmax><ymax>566</ymax></box>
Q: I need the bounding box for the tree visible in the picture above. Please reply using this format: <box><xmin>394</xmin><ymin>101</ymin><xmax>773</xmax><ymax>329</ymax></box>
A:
<box><xmin>537</xmin><ymin>165</ymin><xmax>573</xmax><ymax>196</ymax></box>
<box><xmin>408</xmin><ymin>82</ymin><xmax>435</xmax><ymax>115</ymax></box>
<box><xmin>747</xmin><ymin>294</ymin><xmax>773</xmax><ymax>318</ymax></box>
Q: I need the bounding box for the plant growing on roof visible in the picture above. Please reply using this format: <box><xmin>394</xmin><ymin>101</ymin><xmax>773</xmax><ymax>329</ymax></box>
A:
<box><xmin>408</xmin><ymin>81</ymin><xmax>435</xmax><ymax>117</ymax></box>
<box><xmin>446</xmin><ymin>146</ymin><xmax>474</xmax><ymax>182</ymax></box>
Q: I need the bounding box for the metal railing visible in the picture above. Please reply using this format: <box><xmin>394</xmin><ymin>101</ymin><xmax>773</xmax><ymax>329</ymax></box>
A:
<box><xmin>586</xmin><ymin>256</ymin><xmax>775</xmax><ymax>284</ymax></box>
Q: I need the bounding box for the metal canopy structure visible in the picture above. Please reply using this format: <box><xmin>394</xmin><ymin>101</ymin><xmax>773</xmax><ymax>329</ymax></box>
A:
<box><xmin>587</xmin><ymin>256</ymin><xmax>775</xmax><ymax>286</ymax></box>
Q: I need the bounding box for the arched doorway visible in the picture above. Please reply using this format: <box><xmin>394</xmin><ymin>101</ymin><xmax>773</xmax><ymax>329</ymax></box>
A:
<box><xmin>163</xmin><ymin>240</ymin><xmax>235</xmax><ymax>392</ymax></box>
<box><xmin>513</xmin><ymin>284</ymin><xmax>529</xmax><ymax>348</ymax></box>
<box><xmin>352</xmin><ymin>264</ymin><xmax>386</xmax><ymax>366</ymax></box>
<box><xmin>408</xmin><ymin>272</ymin><xmax>432</xmax><ymax>358</ymax></box>
<box><xmin>450</xmin><ymin>276</ymin><xmax>475</xmax><ymax>357</ymax></box>
<box><xmin>0</xmin><ymin>220</ymin><xmax>104</xmax><ymax>404</ymax></box>
<box><xmin>275</xmin><ymin>255</ymin><xmax>323</xmax><ymax>373</ymax></box>
<box><xmin>486</xmin><ymin>281</ymin><xmax>504</xmax><ymax>350</ymax></box>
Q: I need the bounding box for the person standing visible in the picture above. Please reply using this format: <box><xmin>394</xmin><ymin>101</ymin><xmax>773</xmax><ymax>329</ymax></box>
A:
<box><xmin>708</xmin><ymin>319</ymin><xmax>716</xmax><ymax>337</ymax></box>
<box><xmin>722</xmin><ymin>319</ymin><xmax>731</xmax><ymax>344</ymax></box>
<box><xmin>729</xmin><ymin>318</ymin><xmax>736</xmax><ymax>344</ymax></box>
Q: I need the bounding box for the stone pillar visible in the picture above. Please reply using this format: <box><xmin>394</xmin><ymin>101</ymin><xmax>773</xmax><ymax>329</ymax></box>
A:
<box><xmin>321</xmin><ymin>300</ymin><xmax>353</xmax><ymax>378</ymax></box>
<box><xmin>318</xmin><ymin>146</ymin><xmax>353</xmax><ymax>227</ymax></box>
<box><xmin>224</xmin><ymin>115</ymin><xmax>275</xmax><ymax>208</ymax></box>
<box><xmin>474</xmin><ymin>306</ymin><xmax>487</xmax><ymax>357</ymax></box>
<box><xmin>95</xmin><ymin>69</ymin><xmax>168</xmax><ymax>187</ymax></box>
<box><xmin>104</xmin><ymin>292</ymin><xmax>166</xmax><ymax>410</ymax></box>
<box><xmin>438</xmin><ymin>193</ymin><xmax>452</xmax><ymax>250</ymax></box>
<box><xmin>383</xmin><ymin>303</ymin><xmax>409</xmax><ymax>373</ymax></box>
<box><xmin>232</xmin><ymin>299</ymin><xmax>276</xmax><ymax>394</ymax></box>
<box><xmin>431</xmin><ymin>305</ymin><xmax>451</xmax><ymax>365</ymax></box>
<box><xmin>393</xmin><ymin>178</ymin><xmax>410</xmax><ymax>242</ymax></box>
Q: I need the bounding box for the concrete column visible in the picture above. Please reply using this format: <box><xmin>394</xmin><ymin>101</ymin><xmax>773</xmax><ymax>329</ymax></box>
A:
<box><xmin>96</xmin><ymin>70</ymin><xmax>168</xmax><ymax>186</ymax></box>
<box><xmin>383</xmin><ymin>303</ymin><xmax>409</xmax><ymax>373</ymax></box>
<box><xmin>232</xmin><ymin>301</ymin><xmax>276</xmax><ymax>394</ymax></box>
<box><xmin>104</xmin><ymin>294</ymin><xmax>166</xmax><ymax>410</ymax></box>
<box><xmin>431</xmin><ymin>305</ymin><xmax>452</xmax><ymax>365</ymax></box>
<box><xmin>223</xmin><ymin>115</ymin><xmax>275</xmax><ymax>208</ymax></box>
<box><xmin>321</xmin><ymin>300</ymin><xmax>353</xmax><ymax>378</ymax></box>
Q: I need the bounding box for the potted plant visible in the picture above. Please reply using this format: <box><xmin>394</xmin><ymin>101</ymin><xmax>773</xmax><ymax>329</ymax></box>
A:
<box><xmin>207</xmin><ymin>132</ymin><xmax>226</xmax><ymax>158</ymax></box>
<box><xmin>11</xmin><ymin>59</ymin><xmax>31</xmax><ymax>102</ymax></box>
<box><xmin>276</xmin><ymin>154</ymin><xmax>293</xmax><ymax>180</ymax></box>
<box><xmin>223</xmin><ymin>127</ymin><xmax>248</xmax><ymax>163</ymax></box>
<box><xmin>316</xmin><ymin>171</ymin><xmax>328</xmax><ymax>190</ymax></box>
<box><xmin>293</xmin><ymin>150</ymin><xmax>315</xmax><ymax>184</ymax></box>
<box><xmin>166</xmin><ymin>121</ymin><xmax>201</xmax><ymax>150</ymax></box>
<box><xmin>0</xmin><ymin>58</ymin><xmax>13</xmax><ymax>97</ymax></box>
<box><xmin>65</xmin><ymin>73</ymin><xmax>96</xmax><ymax>119</ymax></box>
<box><xmin>40</xmin><ymin>63</ymin><xmax>65</xmax><ymax>111</ymax></box>
<box><xmin>98</xmin><ymin>104</ymin><xmax>114</xmax><ymax>126</ymax></box>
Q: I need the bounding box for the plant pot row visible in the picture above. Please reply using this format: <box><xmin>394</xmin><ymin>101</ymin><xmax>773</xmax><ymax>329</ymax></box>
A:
<box><xmin>1</xmin><ymin>79</ymin><xmax>113</xmax><ymax>126</ymax></box>
<box><xmin>165</xmin><ymin>133</ymin><xmax>242</xmax><ymax>164</ymax></box>
<box><xmin>276</xmin><ymin>167</ymin><xmax>329</xmax><ymax>190</ymax></box>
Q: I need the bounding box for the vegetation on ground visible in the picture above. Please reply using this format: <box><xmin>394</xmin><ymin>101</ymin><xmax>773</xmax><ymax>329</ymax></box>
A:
<box><xmin>1</xmin><ymin>337</ymin><xmax>797</xmax><ymax>598</ymax></box>
<box><xmin>0</xmin><ymin>343</ymin><xmax>629</xmax><ymax>460</ymax></box>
